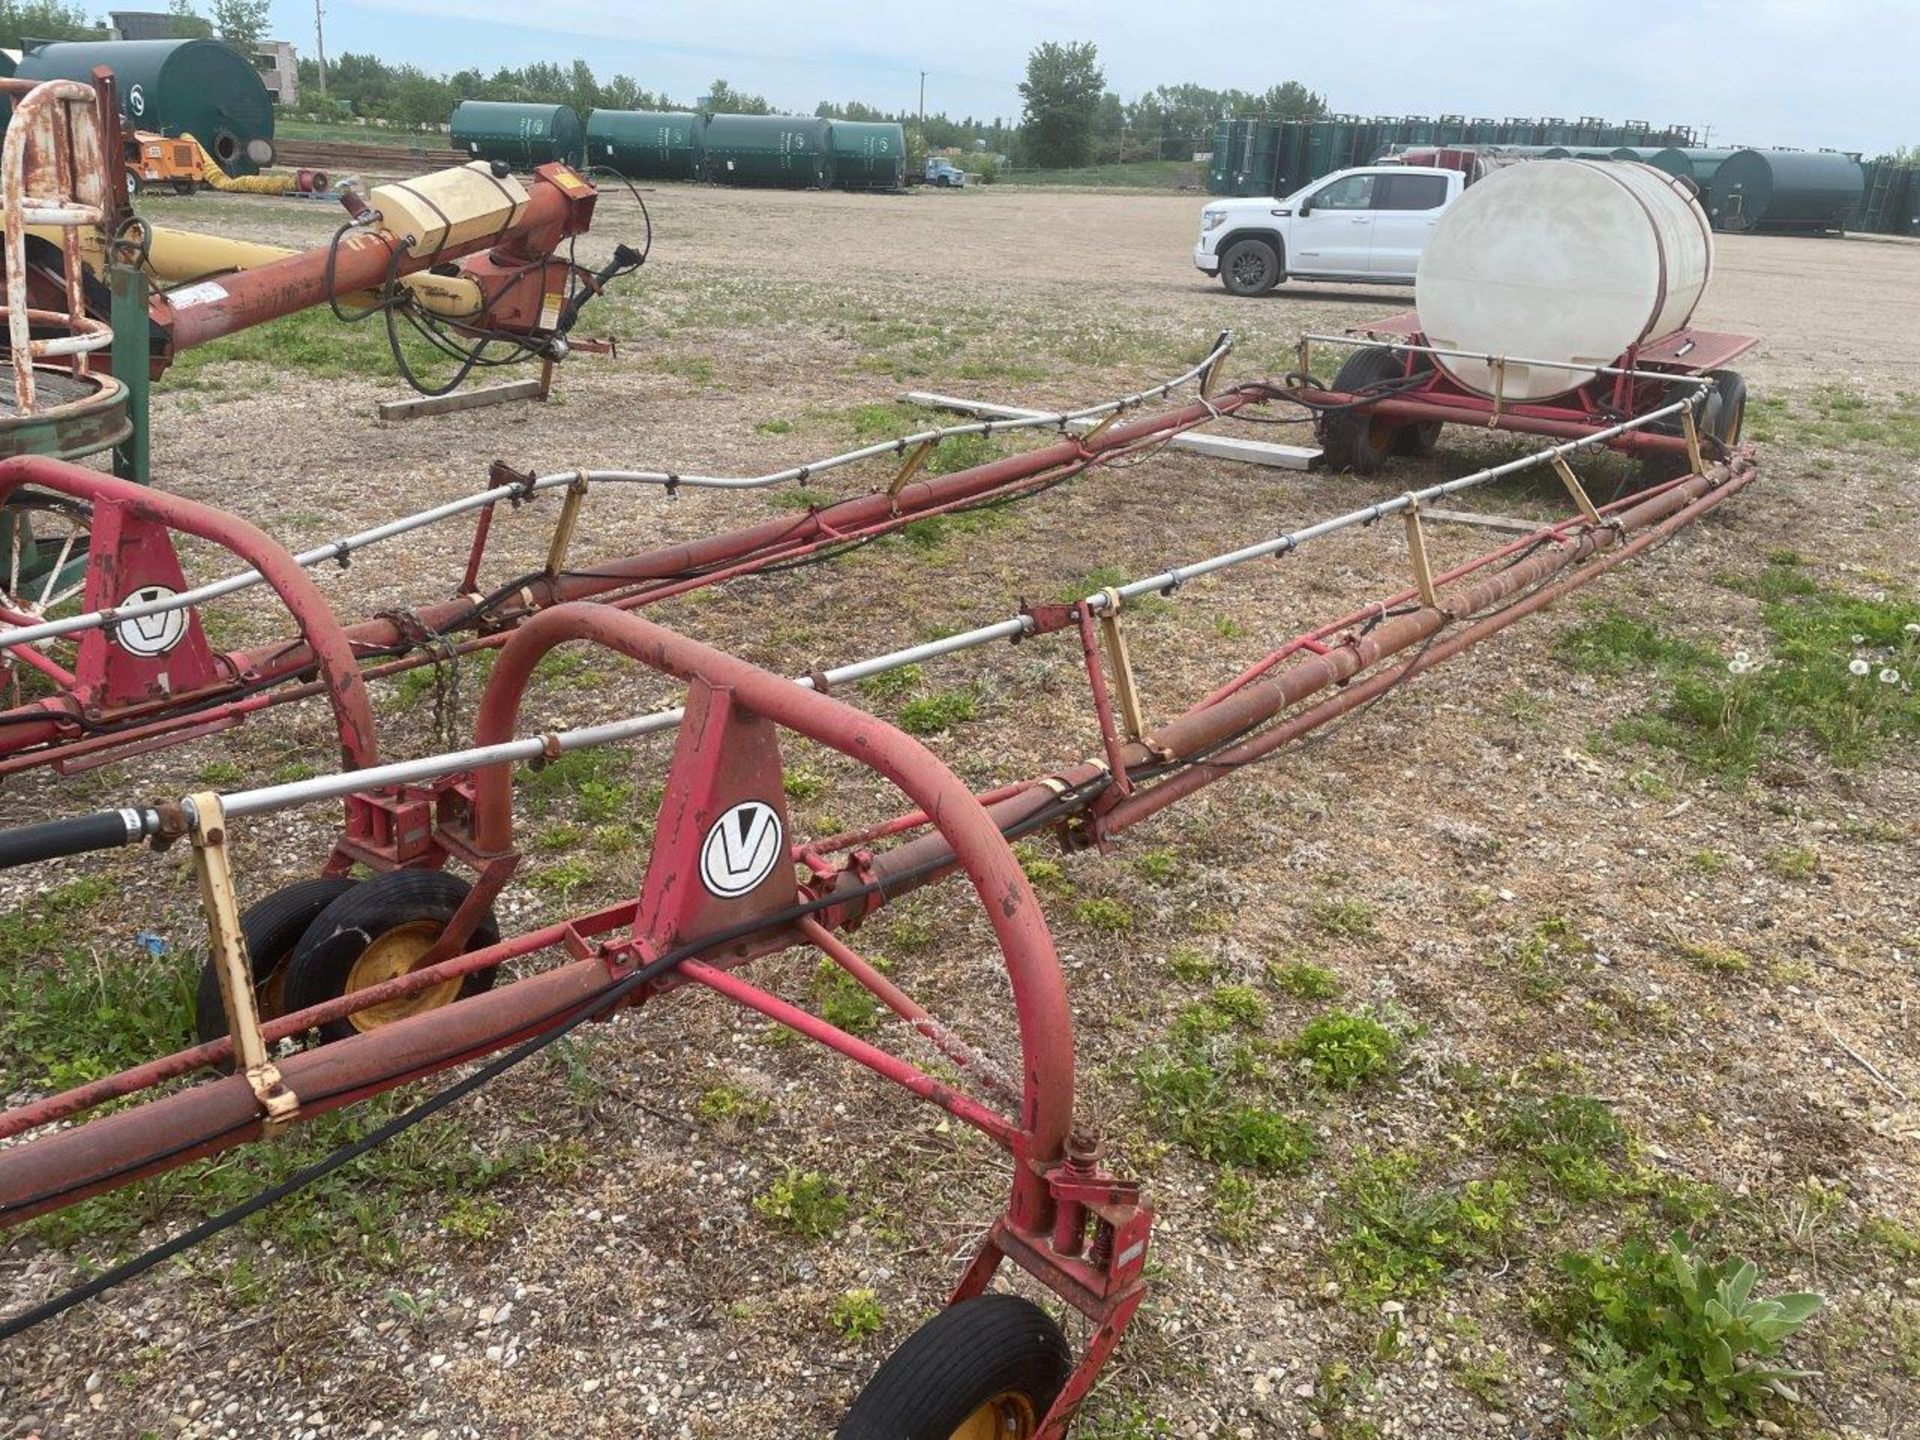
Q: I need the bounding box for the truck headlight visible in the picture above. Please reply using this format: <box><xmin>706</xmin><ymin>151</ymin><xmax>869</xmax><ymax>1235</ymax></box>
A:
<box><xmin>1201</xmin><ymin>209</ymin><xmax>1227</xmax><ymax>232</ymax></box>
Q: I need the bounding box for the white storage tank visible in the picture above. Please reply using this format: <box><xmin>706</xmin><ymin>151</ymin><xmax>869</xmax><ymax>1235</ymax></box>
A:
<box><xmin>1414</xmin><ymin>160</ymin><xmax>1713</xmax><ymax>401</ymax></box>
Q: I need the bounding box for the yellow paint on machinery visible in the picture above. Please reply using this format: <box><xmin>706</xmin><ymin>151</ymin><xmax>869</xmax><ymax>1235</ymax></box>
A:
<box><xmin>368</xmin><ymin>163</ymin><xmax>531</xmax><ymax>258</ymax></box>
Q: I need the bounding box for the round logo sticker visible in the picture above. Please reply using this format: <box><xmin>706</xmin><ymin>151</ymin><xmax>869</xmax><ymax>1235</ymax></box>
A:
<box><xmin>699</xmin><ymin>800</ymin><xmax>783</xmax><ymax>898</ymax></box>
<box><xmin>127</xmin><ymin>84</ymin><xmax>146</xmax><ymax>118</ymax></box>
<box><xmin>114</xmin><ymin>584</ymin><xmax>187</xmax><ymax>658</ymax></box>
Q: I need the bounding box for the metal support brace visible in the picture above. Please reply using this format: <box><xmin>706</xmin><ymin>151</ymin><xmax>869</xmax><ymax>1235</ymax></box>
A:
<box><xmin>1296</xmin><ymin>336</ymin><xmax>1313</xmax><ymax>382</ymax></box>
<box><xmin>1095</xmin><ymin>588</ymin><xmax>1148</xmax><ymax>741</ymax></box>
<box><xmin>1487</xmin><ymin>356</ymin><xmax>1508</xmax><ymax>423</ymax></box>
<box><xmin>1402</xmin><ymin>496</ymin><xmax>1440</xmax><ymax>610</ymax></box>
<box><xmin>1680</xmin><ymin>405</ymin><xmax>1706</xmax><ymax>477</ymax></box>
<box><xmin>545</xmin><ymin>475</ymin><xmax>588</xmax><ymax>576</ymax></box>
<box><xmin>1079</xmin><ymin>407</ymin><xmax>1123</xmax><ymax>446</ymax></box>
<box><xmin>1199</xmin><ymin>344</ymin><xmax>1227</xmax><ymax>400</ymax></box>
<box><xmin>188</xmin><ymin>792</ymin><xmax>298</xmax><ymax>1132</ymax></box>
<box><xmin>1549</xmin><ymin>454</ymin><xmax>1604</xmax><ymax>527</ymax></box>
<box><xmin>886</xmin><ymin>438</ymin><xmax>937</xmax><ymax>509</ymax></box>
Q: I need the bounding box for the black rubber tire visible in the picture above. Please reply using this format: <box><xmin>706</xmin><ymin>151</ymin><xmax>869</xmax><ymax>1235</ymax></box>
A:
<box><xmin>837</xmin><ymin>1295</ymin><xmax>1073</xmax><ymax>1440</ymax></box>
<box><xmin>1316</xmin><ymin>345</ymin><xmax>1410</xmax><ymax>475</ymax></box>
<box><xmin>282</xmin><ymin>870</ymin><xmax>501</xmax><ymax>1044</ymax></box>
<box><xmin>192</xmin><ymin>876</ymin><xmax>359</xmax><ymax>1048</ymax></box>
<box><xmin>1218</xmin><ymin>236</ymin><xmax>1282</xmax><ymax>297</ymax></box>
<box><xmin>934</xmin><ymin>174</ymin><xmax>951</xmax><ymax>189</ymax></box>
<box><xmin>124</xmin><ymin>169</ymin><xmax>142</xmax><ymax>198</ymax></box>
<box><xmin>1636</xmin><ymin>369</ymin><xmax>1746</xmax><ymax>488</ymax></box>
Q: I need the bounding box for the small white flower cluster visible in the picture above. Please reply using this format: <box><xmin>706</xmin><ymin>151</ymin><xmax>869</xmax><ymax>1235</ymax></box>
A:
<box><xmin>1728</xmin><ymin>648</ymin><xmax>1761</xmax><ymax>676</ymax></box>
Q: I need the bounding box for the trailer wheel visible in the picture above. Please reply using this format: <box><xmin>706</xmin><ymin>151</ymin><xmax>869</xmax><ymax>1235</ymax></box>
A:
<box><xmin>192</xmin><ymin>876</ymin><xmax>359</xmax><ymax>1048</ymax></box>
<box><xmin>1316</xmin><ymin>345</ymin><xmax>1408</xmax><ymax>475</ymax></box>
<box><xmin>837</xmin><ymin>1295</ymin><xmax>1073</xmax><ymax>1440</ymax></box>
<box><xmin>1637</xmin><ymin>369</ymin><xmax>1747</xmax><ymax>487</ymax></box>
<box><xmin>1218</xmin><ymin>237</ymin><xmax>1281</xmax><ymax>297</ymax></box>
<box><xmin>1705</xmin><ymin>369</ymin><xmax>1746</xmax><ymax>447</ymax></box>
<box><xmin>282</xmin><ymin>870</ymin><xmax>501</xmax><ymax>1043</ymax></box>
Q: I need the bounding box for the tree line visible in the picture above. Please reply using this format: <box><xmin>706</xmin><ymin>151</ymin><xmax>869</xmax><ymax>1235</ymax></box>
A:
<box><xmin>0</xmin><ymin>0</ymin><xmax>271</xmax><ymax>50</ymax></box>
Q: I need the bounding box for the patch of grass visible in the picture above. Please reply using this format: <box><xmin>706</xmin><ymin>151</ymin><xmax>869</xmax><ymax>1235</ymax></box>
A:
<box><xmin>811</xmin><ymin>958</ymin><xmax>883</xmax><ymax>1036</ymax></box>
<box><xmin>773</xmin><ymin>486</ymin><xmax>833</xmax><ymax>511</ymax></box>
<box><xmin>1268</xmin><ymin>959</ymin><xmax>1340</xmax><ymax>1001</ymax></box>
<box><xmin>532</xmin><ymin>856</ymin><xmax>596</xmax><ymax>898</ymax></box>
<box><xmin>858</xmin><ymin>663</ymin><xmax>923</xmax><ymax>700</ymax></box>
<box><xmin>1135</xmin><ymin>1049</ymin><xmax>1314</xmax><ymax>1173</ymax></box>
<box><xmin>1541</xmin><ymin>1233</ymin><xmax>1821</xmax><ymax>1435</ymax></box>
<box><xmin>534</xmin><ymin>823</ymin><xmax>584</xmax><ymax>853</ymax></box>
<box><xmin>1572</xmin><ymin>576</ymin><xmax>1920</xmax><ymax>778</ymax></box>
<box><xmin>754</xmin><ymin>417</ymin><xmax>793</xmax><ymax>435</ymax></box>
<box><xmin>782</xmin><ymin>766</ymin><xmax>827</xmax><ymax>801</ymax></box>
<box><xmin>520</xmin><ymin>747</ymin><xmax>634</xmax><ymax>819</ymax></box>
<box><xmin>1497</xmin><ymin>1094</ymin><xmax>1630</xmax><ymax>1202</ymax></box>
<box><xmin>1013</xmin><ymin>840</ymin><xmax>1071</xmax><ymax>893</ymax></box>
<box><xmin>1489</xmin><ymin>915</ymin><xmax>1593</xmax><ymax>1002</ymax></box>
<box><xmin>896</xmin><ymin>686</ymin><xmax>980</xmax><ymax>735</ymax></box>
<box><xmin>753</xmin><ymin>1169</ymin><xmax>848</xmax><ymax>1240</ymax></box>
<box><xmin>197</xmin><ymin>760</ymin><xmax>245</xmax><ymax>787</ymax></box>
<box><xmin>828</xmin><ymin>1288</ymin><xmax>887</xmax><ymax>1342</ymax></box>
<box><xmin>1678</xmin><ymin>938</ymin><xmax>1752</xmax><ymax>975</ymax></box>
<box><xmin>1689</xmin><ymin>849</ymin><xmax>1727</xmax><ymax>876</ymax></box>
<box><xmin>1764</xmin><ymin>845</ymin><xmax>1819</xmax><ymax>879</ymax></box>
<box><xmin>1331</xmin><ymin>1151</ymin><xmax>1522</xmax><ymax>1302</ymax></box>
<box><xmin>1209</xmin><ymin>1169</ymin><xmax>1265</xmax><ymax>1246</ymax></box>
<box><xmin>1294</xmin><ymin>1010</ymin><xmax>1400</xmax><ymax>1089</ymax></box>
<box><xmin>1132</xmin><ymin>849</ymin><xmax>1179</xmax><ymax>883</ymax></box>
<box><xmin>1166</xmin><ymin>945</ymin><xmax>1217</xmax><ymax>983</ymax></box>
<box><xmin>1070</xmin><ymin>896</ymin><xmax>1134</xmax><ymax>933</ymax></box>
<box><xmin>695</xmin><ymin>1082</ymin><xmax>770</xmax><ymax>1126</ymax></box>
<box><xmin>1312</xmin><ymin>897</ymin><xmax>1378</xmax><ymax>940</ymax></box>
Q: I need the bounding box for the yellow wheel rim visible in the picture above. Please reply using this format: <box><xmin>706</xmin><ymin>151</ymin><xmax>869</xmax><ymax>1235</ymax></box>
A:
<box><xmin>258</xmin><ymin>961</ymin><xmax>290</xmax><ymax>1021</ymax></box>
<box><xmin>950</xmin><ymin>1390</ymin><xmax>1038</xmax><ymax>1440</ymax></box>
<box><xmin>343</xmin><ymin>919</ymin><xmax>462</xmax><ymax>1032</ymax></box>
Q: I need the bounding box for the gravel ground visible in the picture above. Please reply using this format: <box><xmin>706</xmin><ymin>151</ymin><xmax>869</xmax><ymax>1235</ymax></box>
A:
<box><xmin>1</xmin><ymin>183</ymin><xmax>1917</xmax><ymax>1439</ymax></box>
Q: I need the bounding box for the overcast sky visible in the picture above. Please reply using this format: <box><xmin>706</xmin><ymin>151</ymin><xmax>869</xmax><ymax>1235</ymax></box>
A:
<box><xmin>270</xmin><ymin>0</ymin><xmax>1911</xmax><ymax>154</ymax></box>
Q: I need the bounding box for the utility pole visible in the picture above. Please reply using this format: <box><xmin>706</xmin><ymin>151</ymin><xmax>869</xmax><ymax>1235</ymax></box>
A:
<box><xmin>314</xmin><ymin>0</ymin><xmax>328</xmax><ymax>97</ymax></box>
<box><xmin>919</xmin><ymin>71</ymin><xmax>926</xmax><ymax>129</ymax></box>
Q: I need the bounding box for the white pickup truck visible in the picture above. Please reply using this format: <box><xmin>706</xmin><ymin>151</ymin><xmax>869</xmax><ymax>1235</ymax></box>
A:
<box><xmin>1194</xmin><ymin>164</ymin><xmax>1465</xmax><ymax>296</ymax></box>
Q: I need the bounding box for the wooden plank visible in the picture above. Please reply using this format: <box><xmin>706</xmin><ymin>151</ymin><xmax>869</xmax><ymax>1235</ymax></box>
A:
<box><xmin>1419</xmin><ymin>507</ymin><xmax>1546</xmax><ymax>534</ymax></box>
<box><xmin>904</xmin><ymin>391</ymin><xmax>1321</xmax><ymax>472</ymax></box>
<box><xmin>377</xmin><ymin>377</ymin><xmax>545</xmax><ymax>422</ymax></box>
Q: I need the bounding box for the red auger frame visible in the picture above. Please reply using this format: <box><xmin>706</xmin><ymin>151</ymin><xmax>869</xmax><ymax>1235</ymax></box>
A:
<box><xmin>0</xmin><ymin>412</ymin><xmax>1759</xmax><ymax>1429</ymax></box>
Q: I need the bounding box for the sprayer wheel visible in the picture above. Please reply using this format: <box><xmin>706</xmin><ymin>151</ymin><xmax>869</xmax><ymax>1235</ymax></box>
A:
<box><xmin>836</xmin><ymin>1295</ymin><xmax>1072</xmax><ymax>1440</ymax></box>
<box><xmin>192</xmin><ymin>876</ymin><xmax>359</xmax><ymax>1049</ymax></box>
<box><xmin>1316</xmin><ymin>345</ymin><xmax>1409</xmax><ymax>475</ymax></box>
<box><xmin>282</xmin><ymin>870</ymin><xmax>500</xmax><ymax>1043</ymax></box>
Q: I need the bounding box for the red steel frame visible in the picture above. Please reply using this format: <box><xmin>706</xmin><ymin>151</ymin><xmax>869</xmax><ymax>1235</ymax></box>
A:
<box><xmin>1294</xmin><ymin>310</ymin><xmax>1760</xmax><ymax>456</ymax></box>
<box><xmin>0</xmin><ymin>387</ymin><xmax>1267</xmax><ymax>787</ymax></box>
<box><xmin>0</xmin><ymin>440</ymin><xmax>1758</xmax><ymax>1430</ymax></box>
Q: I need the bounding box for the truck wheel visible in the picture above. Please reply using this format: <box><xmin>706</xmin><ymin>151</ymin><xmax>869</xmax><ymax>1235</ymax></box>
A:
<box><xmin>836</xmin><ymin>1295</ymin><xmax>1073</xmax><ymax>1440</ymax></box>
<box><xmin>1218</xmin><ymin>237</ymin><xmax>1281</xmax><ymax>297</ymax></box>
<box><xmin>125</xmin><ymin>169</ymin><xmax>143</xmax><ymax>199</ymax></box>
<box><xmin>1316</xmin><ymin>345</ymin><xmax>1410</xmax><ymax>475</ymax></box>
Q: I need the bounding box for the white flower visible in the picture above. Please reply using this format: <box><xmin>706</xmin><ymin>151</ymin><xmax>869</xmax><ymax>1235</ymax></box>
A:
<box><xmin>1851</xmin><ymin>633</ymin><xmax>1867</xmax><ymax>645</ymax></box>
<box><xmin>1849</xmin><ymin>658</ymin><xmax>1872</xmax><ymax>677</ymax></box>
<box><xmin>1880</xmin><ymin>668</ymin><xmax>1901</xmax><ymax>685</ymax></box>
<box><xmin>1734</xmin><ymin>649</ymin><xmax>1751</xmax><ymax>664</ymax></box>
<box><xmin>1728</xmin><ymin>660</ymin><xmax>1745</xmax><ymax>674</ymax></box>
<box><xmin>1906</xmin><ymin>623</ymin><xmax>1920</xmax><ymax>636</ymax></box>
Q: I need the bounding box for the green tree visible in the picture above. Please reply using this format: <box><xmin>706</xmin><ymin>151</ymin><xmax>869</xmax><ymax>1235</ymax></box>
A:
<box><xmin>212</xmin><ymin>0</ymin><xmax>268</xmax><ymax>48</ymax></box>
<box><xmin>0</xmin><ymin>0</ymin><xmax>103</xmax><ymax>48</ymax></box>
<box><xmin>1018</xmin><ymin>40</ymin><xmax>1104</xmax><ymax>168</ymax></box>
<box><xmin>166</xmin><ymin>0</ymin><xmax>213</xmax><ymax>38</ymax></box>
<box><xmin>703</xmin><ymin>78</ymin><xmax>769</xmax><ymax>115</ymax></box>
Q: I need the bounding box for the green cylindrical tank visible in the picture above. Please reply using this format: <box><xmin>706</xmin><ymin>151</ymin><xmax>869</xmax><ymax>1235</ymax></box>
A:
<box><xmin>451</xmin><ymin>101</ymin><xmax>582</xmax><ymax>170</ymax></box>
<box><xmin>703</xmin><ymin>114</ymin><xmax>832</xmax><ymax>188</ymax></box>
<box><xmin>1207</xmin><ymin>118</ymin><xmax>1232</xmax><ymax>194</ymax></box>
<box><xmin>1494</xmin><ymin>144</ymin><xmax>1571</xmax><ymax>159</ymax></box>
<box><xmin>585</xmin><ymin>109</ymin><xmax>703</xmax><ymax>180</ymax></box>
<box><xmin>1711</xmin><ymin>149</ymin><xmax>1864</xmax><ymax>233</ymax></box>
<box><xmin>15</xmin><ymin>38</ymin><xmax>273</xmax><ymax>174</ymax></box>
<box><xmin>1611</xmin><ymin>146</ymin><xmax>1668</xmax><ymax>162</ymax></box>
<box><xmin>829</xmin><ymin>120</ymin><xmax>906</xmax><ymax>190</ymax></box>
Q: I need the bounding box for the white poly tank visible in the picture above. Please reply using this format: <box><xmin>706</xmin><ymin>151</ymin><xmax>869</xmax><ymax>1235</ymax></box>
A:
<box><xmin>1414</xmin><ymin>161</ymin><xmax>1713</xmax><ymax>402</ymax></box>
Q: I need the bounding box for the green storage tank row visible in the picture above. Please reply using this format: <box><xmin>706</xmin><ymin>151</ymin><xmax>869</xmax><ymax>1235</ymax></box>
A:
<box><xmin>1205</xmin><ymin>113</ymin><xmax>1696</xmax><ymax>196</ymax></box>
<box><xmin>1854</xmin><ymin>158</ymin><xmax>1920</xmax><ymax>236</ymax></box>
<box><xmin>457</xmin><ymin>102</ymin><xmax>906</xmax><ymax>191</ymax></box>
<box><xmin>11</xmin><ymin>38</ymin><xmax>274</xmax><ymax>175</ymax></box>
<box><xmin>451</xmin><ymin>100</ymin><xmax>584</xmax><ymax>169</ymax></box>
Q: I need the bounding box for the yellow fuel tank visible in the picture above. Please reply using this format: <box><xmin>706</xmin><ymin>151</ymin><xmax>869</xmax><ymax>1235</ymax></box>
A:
<box><xmin>370</xmin><ymin>163</ymin><xmax>531</xmax><ymax>258</ymax></box>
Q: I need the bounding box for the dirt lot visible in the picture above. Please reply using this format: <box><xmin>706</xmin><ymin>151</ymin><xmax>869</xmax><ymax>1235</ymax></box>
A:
<box><xmin>2</xmin><ymin>182</ymin><xmax>1918</xmax><ymax>1440</ymax></box>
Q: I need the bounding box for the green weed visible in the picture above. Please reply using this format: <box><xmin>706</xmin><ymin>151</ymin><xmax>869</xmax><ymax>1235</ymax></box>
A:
<box><xmin>1294</xmin><ymin>1010</ymin><xmax>1400</xmax><ymax>1089</ymax></box>
<box><xmin>1268</xmin><ymin>960</ymin><xmax>1340</xmax><ymax>1001</ymax></box>
<box><xmin>754</xmin><ymin>1169</ymin><xmax>849</xmax><ymax>1239</ymax></box>
<box><xmin>828</xmin><ymin>1288</ymin><xmax>886</xmax><ymax>1341</ymax></box>
<box><xmin>1331</xmin><ymin>1151</ymin><xmax>1521</xmax><ymax>1302</ymax></box>
<box><xmin>897</xmin><ymin>687</ymin><xmax>980</xmax><ymax>735</ymax></box>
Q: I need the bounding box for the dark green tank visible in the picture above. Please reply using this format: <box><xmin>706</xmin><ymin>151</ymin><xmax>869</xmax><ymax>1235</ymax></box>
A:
<box><xmin>829</xmin><ymin>121</ymin><xmax>906</xmax><ymax>190</ymax></box>
<box><xmin>585</xmin><ymin>110</ymin><xmax>703</xmax><ymax>180</ymax></box>
<box><xmin>1711</xmin><ymin>149</ymin><xmax>1864</xmax><ymax>233</ymax></box>
<box><xmin>16</xmin><ymin>38</ymin><xmax>273</xmax><ymax>175</ymax></box>
<box><xmin>703</xmin><ymin>114</ymin><xmax>832</xmax><ymax>188</ymax></box>
<box><xmin>450</xmin><ymin>101</ymin><xmax>583</xmax><ymax>170</ymax></box>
